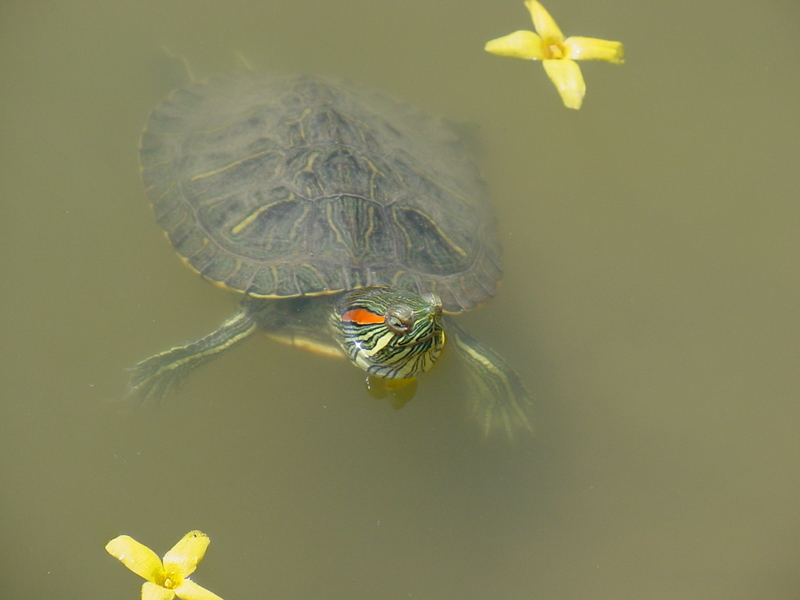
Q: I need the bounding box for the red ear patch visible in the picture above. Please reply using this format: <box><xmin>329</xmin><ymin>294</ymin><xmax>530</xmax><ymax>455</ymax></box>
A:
<box><xmin>341</xmin><ymin>307</ymin><xmax>384</xmax><ymax>325</ymax></box>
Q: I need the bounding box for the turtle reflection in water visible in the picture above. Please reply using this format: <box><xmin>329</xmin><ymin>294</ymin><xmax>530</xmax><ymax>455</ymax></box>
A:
<box><xmin>129</xmin><ymin>71</ymin><xmax>531</xmax><ymax>435</ymax></box>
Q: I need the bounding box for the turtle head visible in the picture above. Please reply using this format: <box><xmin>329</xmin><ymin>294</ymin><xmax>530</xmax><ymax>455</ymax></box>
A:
<box><xmin>332</xmin><ymin>287</ymin><xmax>445</xmax><ymax>380</ymax></box>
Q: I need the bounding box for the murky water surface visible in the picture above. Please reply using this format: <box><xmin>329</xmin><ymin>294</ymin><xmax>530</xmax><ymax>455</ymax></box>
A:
<box><xmin>2</xmin><ymin>1</ymin><xmax>799</xmax><ymax>598</ymax></box>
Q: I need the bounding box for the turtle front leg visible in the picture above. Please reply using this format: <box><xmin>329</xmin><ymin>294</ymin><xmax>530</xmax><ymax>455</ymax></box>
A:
<box><xmin>126</xmin><ymin>305</ymin><xmax>258</xmax><ymax>405</ymax></box>
<box><xmin>445</xmin><ymin>318</ymin><xmax>533</xmax><ymax>438</ymax></box>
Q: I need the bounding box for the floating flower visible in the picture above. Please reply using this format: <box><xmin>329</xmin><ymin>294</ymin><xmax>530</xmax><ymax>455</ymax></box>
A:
<box><xmin>485</xmin><ymin>0</ymin><xmax>624</xmax><ymax>109</ymax></box>
<box><xmin>106</xmin><ymin>530</ymin><xmax>224</xmax><ymax>600</ymax></box>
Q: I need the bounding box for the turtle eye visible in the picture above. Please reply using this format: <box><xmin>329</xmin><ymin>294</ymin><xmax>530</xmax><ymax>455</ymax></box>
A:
<box><xmin>385</xmin><ymin>306</ymin><xmax>413</xmax><ymax>334</ymax></box>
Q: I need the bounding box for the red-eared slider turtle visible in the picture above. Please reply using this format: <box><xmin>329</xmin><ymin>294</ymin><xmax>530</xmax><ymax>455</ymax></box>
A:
<box><xmin>129</xmin><ymin>71</ymin><xmax>531</xmax><ymax>435</ymax></box>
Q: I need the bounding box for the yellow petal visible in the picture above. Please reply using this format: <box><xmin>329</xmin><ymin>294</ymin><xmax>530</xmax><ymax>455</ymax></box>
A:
<box><xmin>175</xmin><ymin>580</ymin><xmax>225</xmax><ymax>600</ymax></box>
<box><xmin>542</xmin><ymin>59</ymin><xmax>586</xmax><ymax>109</ymax></box>
<box><xmin>162</xmin><ymin>531</ymin><xmax>211</xmax><ymax>579</ymax></box>
<box><xmin>525</xmin><ymin>0</ymin><xmax>564</xmax><ymax>41</ymax></box>
<box><xmin>143</xmin><ymin>582</ymin><xmax>176</xmax><ymax>600</ymax></box>
<box><xmin>485</xmin><ymin>30</ymin><xmax>544</xmax><ymax>60</ymax></box>
<box><xmin>564</xmin><ymin>37</ymin><xmax>624</xmax><ymax>64</ymax></box>
<box><xmin>106</xmin><ymin>535</ymin><xmax>165</xmax><ymax>583</ymax></box>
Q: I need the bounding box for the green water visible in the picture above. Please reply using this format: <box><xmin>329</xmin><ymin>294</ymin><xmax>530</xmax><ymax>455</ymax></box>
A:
<box><xmin>2</xmin><ymin>1</ymin><xmax>799</xmax><ymax>598</ymax></box>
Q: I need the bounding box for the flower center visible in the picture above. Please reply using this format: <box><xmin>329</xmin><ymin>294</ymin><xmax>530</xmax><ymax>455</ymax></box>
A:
<box><xmin>542</xmin><ymin>39</ymin><xmax>566</xmax><ymax>60</ymax></box>
<box><xmin>160</xmin><ymin>569</ymin><xmax>183</xmax><ymax>590</ymax></box>
<box><xmin>163</xmin><ymin>577</ymin><xmax>177</xmax><ymax>590</ymax></box>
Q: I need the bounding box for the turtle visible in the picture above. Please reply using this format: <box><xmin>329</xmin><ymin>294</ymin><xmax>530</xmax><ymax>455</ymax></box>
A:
<box><xmin>129</xmin><ymin>70</ymin><xmax>531</xmax><ymax>435</ymax></box>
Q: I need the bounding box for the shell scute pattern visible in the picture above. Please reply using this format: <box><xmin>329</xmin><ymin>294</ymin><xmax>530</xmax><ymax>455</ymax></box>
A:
<box><xmin>140</xmin><ymin>72</ymin><xmax>501</xmax><ymax>312</ymax></box>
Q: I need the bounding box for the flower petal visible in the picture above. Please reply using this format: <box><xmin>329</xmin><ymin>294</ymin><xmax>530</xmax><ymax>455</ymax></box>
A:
<box><xmin>143</xmin><ymin>582</ymin><xmax>176</xmax><ymax>600</ymax></box>
<box><xmin>106</xmin><ymin>535</ymin><xmax>165</xmax><ymax>583</ymax></box>
<box><xmin>175</xmin><ymin>579</ymin><xmax>225</xmax><ymax>600</ymax></box>
<box><xmin>564</xmin><ymin>37</ymin><xmax>624</xmax><ymax>64</ymax></box>
<box><xmin>542</xmin><ymin>59</ymin><xmax>586</xmax><ymax>109</ymax></box>
<box><xmin>163</xmin><ymin>531</ymin><xmax>210</xmax><ymax>579</ymax></box>
<box><xmin>485</xmin><ymin>30</ymin><xmax>544</xmax><ymax>60</ymax></box>
<box><xmin>525</xmin><ymin>0</ymin><xmax>564</xmax><ymax>41</ymax></box>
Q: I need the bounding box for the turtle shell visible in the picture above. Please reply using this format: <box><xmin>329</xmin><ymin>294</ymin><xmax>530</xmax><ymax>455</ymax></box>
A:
<box><xmin>139</xmin><ymin>72</ymin><xmax>502</xmax><ymax>313</ymax></box>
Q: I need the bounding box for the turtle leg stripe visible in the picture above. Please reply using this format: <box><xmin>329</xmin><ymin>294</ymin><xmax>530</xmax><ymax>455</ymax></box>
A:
<box><xmin>445</xmin><ymin>317</ymin><xmax>533</xmax><ymax>438</ymax></box>
<box><xmin>126</xmin><ymin>307</ymin><xmax>258</xmax><ymax>404</ymax></box>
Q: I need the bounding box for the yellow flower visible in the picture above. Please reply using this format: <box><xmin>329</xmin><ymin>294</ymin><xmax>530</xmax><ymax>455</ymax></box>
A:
<box><xmin>106</xmin><ymin>530</ymin><xmax>224</xmax><ymax>600</ymax></box>
<box><xmin>485</xmin><ymin>0</ymin><xmax>624</xmax><ymax>109</ymax></box>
